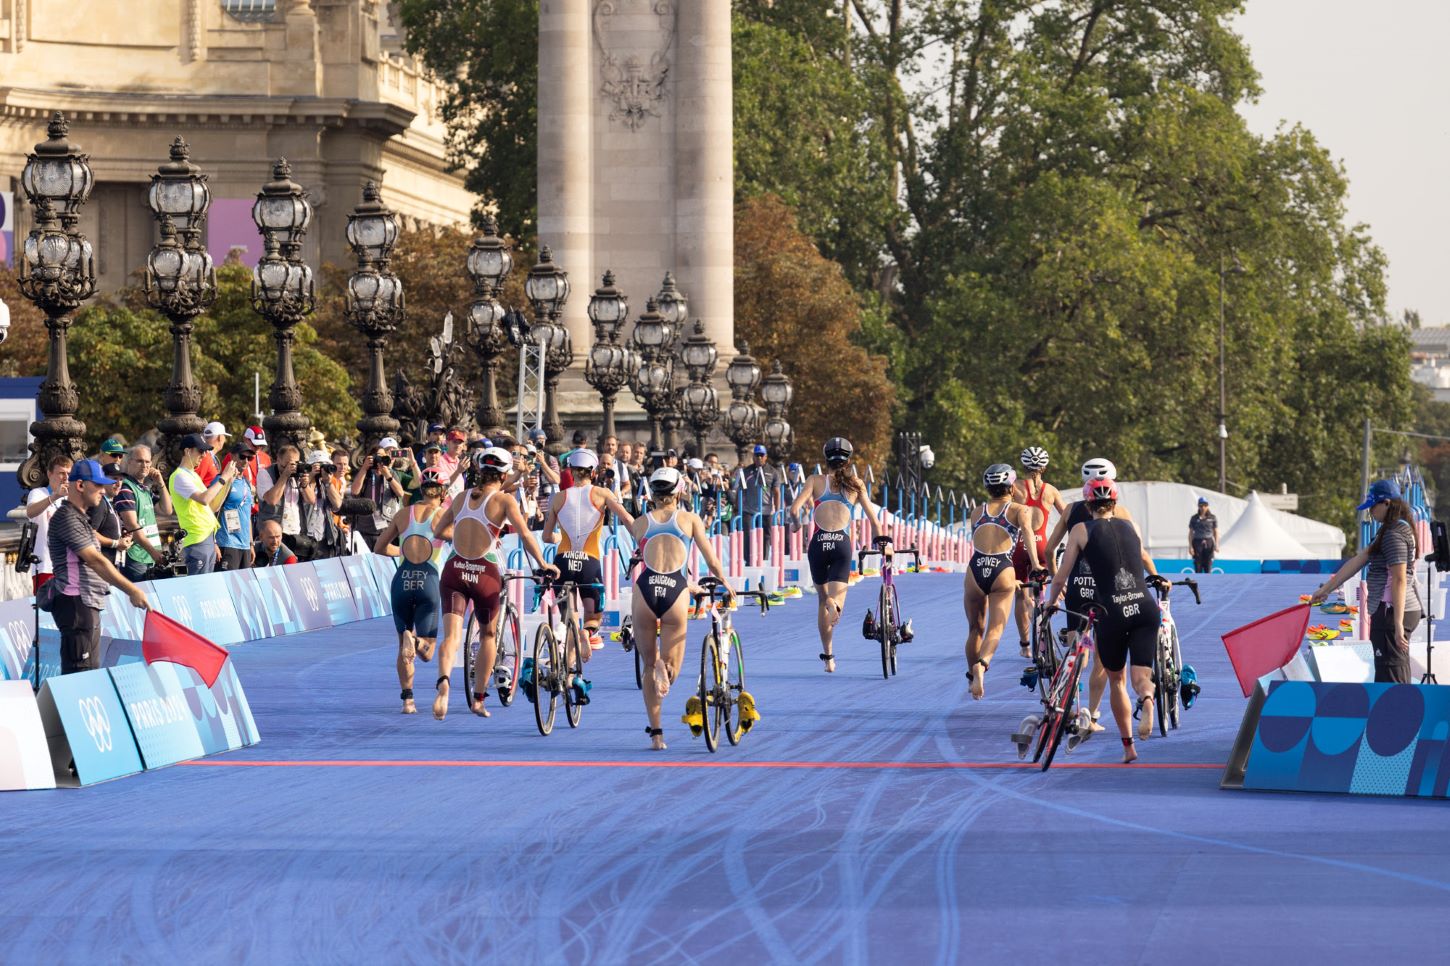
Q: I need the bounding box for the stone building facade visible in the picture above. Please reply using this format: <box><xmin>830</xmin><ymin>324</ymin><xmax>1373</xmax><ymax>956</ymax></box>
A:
<box><xmin>0</xmin><ymin>0</ymin><xmax>472</xmax><ymax>291</ymax></box>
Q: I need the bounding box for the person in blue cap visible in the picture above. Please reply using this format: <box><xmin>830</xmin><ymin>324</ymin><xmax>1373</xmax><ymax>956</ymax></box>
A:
<box><xmin>739</xmin><ymin>444</ymin><xmax>779</xmax><ymax>563</ymax></box>
<box><xmin>1187</xmin><ymin>496</ymin><xmax>1218</xmax><ymax>573</ymax></box>
<box><xmin>1310</xmin><ymin>479</ymin><xmax>1422</xmax><ymax>682</ymax></box>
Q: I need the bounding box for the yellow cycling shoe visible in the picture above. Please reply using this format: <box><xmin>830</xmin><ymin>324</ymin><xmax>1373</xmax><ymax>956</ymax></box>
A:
<box><xmin>682</xmin><ymin>696</ymin><xmax>704</xmax><ymax>737</ymax></box>
<box><xmin>738</xmin><ymin>691</ymin><xmax>761</xmax><ymax>732</ymax></box>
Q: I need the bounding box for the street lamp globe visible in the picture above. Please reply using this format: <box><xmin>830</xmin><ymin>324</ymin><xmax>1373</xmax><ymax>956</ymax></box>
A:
<box><xmin>145</xmin><ymin>219</ymin><xmax>187</xmax><ymax>294</ymax></box>
<box><xmin>631</xmin><ymin>298</ymin><xmax>672</xmax><ymax>354</ymax></box>
<box><xmin>525</xmin><ymin>244</ymin><xmax>570</xmax><ymax>319</ymax></box>
<box><xmin>680</xmin><ymin>319</ymin><xmax>717</xmax><ymax>376</ymax></box>
<box><xmin>251</xmin><ymin>158</ymin><xmax>311</xmax><ymax>245</ymax></box>
<box><xmin>147</xmin><ymin>137</ymin><xmax>210</xmax><ymax>235</ymax></box>
<box><xmin>587</xmin><ymin>270</ymin><xmax>628</xmax><ymax>340</ymax></box>
<box><xmin>726</xmin><ymin>341</ymin><xmax>762</xmax><ymax>397</ymax></box>
<box><xmin>20</xmin><ymin>113</ymin><xmax>94</xmax><ymax>219</ymax></box>
<box><xmin>344</xmin><ymin>181</ymin><xmax>399</xmax><ymax>265</ymax></box>
<box><xmin>654</xmin><ymin>271</ymin><xmax>688</xmax><ymax>329</ymax></box>
<box><xmin>760</xmin><ymin>359</ymin><xmax>793</xmax><ymax>409</ymax></box>
<box><xmin>466</xmin><ymin>215</ymin><xmax>512</xmax><ymax>293</ymax></box>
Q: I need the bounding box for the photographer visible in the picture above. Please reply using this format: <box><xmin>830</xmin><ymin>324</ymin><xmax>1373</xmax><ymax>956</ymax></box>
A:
<box><xmin>351</xmin><ymin>437</ymin><xmax>408</xmax><ymax>549</ymax></box>
<box><xmin>113</xmin><ymin>445</ymin><xmax>173</xmax><ymax>582</ymax></box>
<box><xmin>260</xmin><ymin>445</ymin><xmax>331</xmax><ymax>557</ymax></box>
<box><xmin>169</xmin><ymin>433</ymin><xmax>237</xmax><ymax>575</ymax></box>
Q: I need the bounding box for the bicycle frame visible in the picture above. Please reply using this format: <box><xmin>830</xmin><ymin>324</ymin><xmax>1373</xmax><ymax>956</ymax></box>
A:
<box><xmin>1013</xmin><ymin>604</ymin><xmax>1102</xmax><ymax>770</ymax></box>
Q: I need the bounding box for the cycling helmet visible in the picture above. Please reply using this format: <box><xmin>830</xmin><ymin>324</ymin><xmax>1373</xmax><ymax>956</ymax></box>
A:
<box><xmin>648</xmin><ymin>467</ymin><xmax>682</xmax><ymax>495</ymax></box>
<box><xmin>1081</xmin><ymin>457</ymin><xmax>1117</xmax><ymax>482</ymax></box>
<box><xmin>823</xmin><ymin>436</ymin><xmax>853</xmax><ymax>466</ymax></box>
<box><xmin>477</xmin><ymin>446</ymin><xmax>513</xmax><ymax>473</ymax></box>
<box><xmin>419</xmin><ymin>468</ymin><xmax>445</xmax><ymax>489</ymax></box>
<box><xmin>1020</xmin><ymin>446</ymin><xmax>1049</xmax><ymax>471</ymax></box>
<box><xmin>983</xmin><ymin>463</ymin><xmax>1017</xmax><ymax>488</ymax></box>
<box><xmin>1082</xmin><ymin>479</ymin><xmax>1119</xmax><ymax>503</ymax></box>
<box><xmin>566</xmin><ymin>448</ymin><xmax>598</xmax><ymax>470</ymax></box>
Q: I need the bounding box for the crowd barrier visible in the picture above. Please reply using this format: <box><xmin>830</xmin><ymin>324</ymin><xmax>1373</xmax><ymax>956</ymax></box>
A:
<box><xmin>1223</xmin><ymin>680</ymin><xmax>1450</xmax><ymax>800</ymax></box>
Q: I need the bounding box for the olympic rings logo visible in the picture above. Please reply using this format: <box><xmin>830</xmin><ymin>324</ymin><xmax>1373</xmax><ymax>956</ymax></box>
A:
<box><xmin>77</xmin><ymin>696</ymin><xmax>112</xmax><ymax>753</ymax></box>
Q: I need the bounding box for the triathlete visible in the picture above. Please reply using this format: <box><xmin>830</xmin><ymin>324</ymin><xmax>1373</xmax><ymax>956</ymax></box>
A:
<box><xmin>629</xmin><ymin>467</ymin><xmax>732</xmax><ymax>751</ymax></box>
<box><xmin>373</xmin><ymin>467</ymin><xmax>446</xmax><ymax>715</ymax></box>
<box><xmin>540</xmin><ymin>448</ymin><xmax>635</xmax><ymax>652</ymax></box>
<box><xmin>1046</xmin><ymin>478</ymin><xmax>1165</xmax><ymax>762</ymax></box>
<box><xmin>1043</xmin><ymin>457</ymin><xmax>1153</xmax><ymax>732</ymax></box>
<box><xmin>787</xmin><ymin>437</ymin><xmax>888</xmax><ymax>673</ymax></box>
<box><xmin>964</xmin><ymin>464</ymin><xmax>1042</xmax><ymax>699</ymax></box>
<box><xmin>1011</xmin><ymin>446</ymin><xmax>1067</xmax><ymax>657</ymax></box>
<box><xmin>431</xmin><ymin>447</ymin><xmax>557</xmax><ymax>720</ymax></box>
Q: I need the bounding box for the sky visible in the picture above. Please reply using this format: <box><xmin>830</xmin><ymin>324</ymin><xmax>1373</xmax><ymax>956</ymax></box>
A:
<box><xmin>1233</xmin><ymin>0</ymin><xmax>1450</xmax><ymax>326</ymax></box>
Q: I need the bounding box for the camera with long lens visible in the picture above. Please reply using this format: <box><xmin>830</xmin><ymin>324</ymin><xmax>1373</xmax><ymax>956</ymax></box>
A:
<box><xmin>1428</xmin><ymin>520</ymin><xmax>1449</xmax><ymax>574</ymax></box>
<box><xmin>375</xmin><ymin>454</ymin><xmax>392</xmax><ymax>467</ymax></box>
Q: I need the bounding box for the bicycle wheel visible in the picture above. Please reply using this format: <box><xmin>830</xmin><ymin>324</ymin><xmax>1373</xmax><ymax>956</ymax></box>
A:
<box><xmin>1039</xmin><ymin>608</ymin><xmax>1060</xmax><ymax>679</ymax></box>
<box><xmin>495</xmin><ymin>605</ymin><xmax>522</xmax><ymax>707</ymax></box>
<box><xmin>701</xmin><ymin>633</ymin><xmax>722</xmax><ymax>752</ymax></box>
<box><xmin>1032</xmin><ymin>652</ymin><xmax>1073</xmax><ymax>763</ymax></box>
<box><xmin>725</xmin><ymin>630</ymin><xmax>747</xmax><ymax>746</ymax></box>
<box><xmin>1166</xmin><ymin>624</ymin><xmax>1183</xmax><ymax>730</ymax></box>
<box><xmin>888</xmin><ymin>587</ymin><xmax>901</xmax><ymax>676</ymax></box>
<box><xmin>1153</xmin><ymin>640</ymin><xmax>1169</xmax><ymax>738</ymax></box>
<box><xmin>462</xmin><ymin>611</ymin><xmax>482</xmax><ymax>710</ymax></box>
<box><xmin>564</xmin><ymin>623</ymin><xmax>585</xmax><ymax>729</ymax></box>
<box><xmin>533</xmin><ymin>623</ymin><xmax>559</xmax><ymax>736</ymax></box>
<box><xmin>878</xmin><ymin>585</ymin><xmax>893</xmax><ymax>680</ymax></box>
<box><xmin>633</xmin><ymin>633</ymin><xmax>644</xmax><ymax>690</ymax></box>
<box><xmin>1040</xmin><ymin>656</ymin><xmax>1082</xmax><ymax>772</ymax></box>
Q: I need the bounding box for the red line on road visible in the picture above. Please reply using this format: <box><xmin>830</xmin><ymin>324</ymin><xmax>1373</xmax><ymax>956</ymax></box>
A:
<box><xmin>180</xmin><ymin>759</ymin><xmax>1223</xmax><ymax>771</ymax></box>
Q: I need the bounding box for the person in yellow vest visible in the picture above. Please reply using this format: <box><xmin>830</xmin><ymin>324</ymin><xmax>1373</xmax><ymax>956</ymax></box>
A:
<box><xmin>168</xmin><ymin>432</ymin><xmax>235</xmax><ymax>575</ymax></box>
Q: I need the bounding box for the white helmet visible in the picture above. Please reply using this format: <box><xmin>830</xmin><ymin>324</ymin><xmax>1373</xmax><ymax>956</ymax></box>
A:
<box><xmin>477</xmin><ymin>446</ymin><xmax>513</xmax><ymax>473</ymax></box>
<box><xmin>648</xmin><ymin>467</ymin><xmax>682</xmax><ymax>495</ymax></box>
<box><xmin>1020</xmin><ymin>446</ymin><xmax>1049</xmax><ymax>471</ymax></box>
<box><xmin>566</xmin><ymin>449</ymin><xmax>598</xmax><ymax>470</ymax></box>
<box><xmin>1081</xmin><ymin>457</ymin><xmax>1117</xmax><ymax>482</ymax></box>
<box><xmin>983</xmin><ymin>463</ymin><xmax>1016</xmax><ymax>488</ymax></box>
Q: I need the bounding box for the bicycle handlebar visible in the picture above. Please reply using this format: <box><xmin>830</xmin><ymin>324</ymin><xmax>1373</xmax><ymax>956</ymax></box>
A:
<box><xmin>858</xmin><ymin>545</ymin><xmax>920</xmax><ymax>566</ymax></box>
<box><xmin>1149</xmin><ymin>576</ymin><xmax>1201</xmax><ymax>604</ymax></box>
<box><xmin>691</xmin><ymin>576</ymin><xmax>771</xmax><ymax>612</ymax></box>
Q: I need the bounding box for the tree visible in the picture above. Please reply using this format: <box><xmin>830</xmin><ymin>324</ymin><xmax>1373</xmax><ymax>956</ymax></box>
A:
<box><xmin>735</xmin><ymin>195</ymin><xmax>895</xmax><ymax>469</ymax></box>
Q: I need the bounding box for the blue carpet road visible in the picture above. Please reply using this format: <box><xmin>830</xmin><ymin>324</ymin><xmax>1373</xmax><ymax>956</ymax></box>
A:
<box><xmin>1</xmin><ymin>573</ymin><xmax>1447</xmax><ymax>964</ymax></box>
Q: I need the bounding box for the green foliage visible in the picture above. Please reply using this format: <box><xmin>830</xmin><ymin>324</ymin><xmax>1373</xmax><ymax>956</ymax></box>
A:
<box><xmin>396</xmin><ymin>0</ymin><xmax>538</xmax><ymax>236</ymax></box>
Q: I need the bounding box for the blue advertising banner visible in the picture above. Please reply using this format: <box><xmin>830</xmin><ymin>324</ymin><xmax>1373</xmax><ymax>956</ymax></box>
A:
<box><xmin>109</xmin><ymin>658</ymin><xmax>259</xmax><ymax>769</ymax></box>
<box><xmin>37</xmin><ymin>668</ymin><xmax>144</xmax><ymax>786</ymax></box>
<box><xmin>100</xmin><ymin>582</ymin><xmax>151</xmax><ymax>642</ymax></box>
<box><xmin>312</xmin><ymin>557</ymin><xmax>360</xmax><ymax>625</ymax></box>
<box><xmin>1241</xmin><ymin>681</ymin><xmax>1450</xmax><ymax>799</ymax></box>
<box><xmin>222</xmin><ymin>568</ymin><xmax>274</xmax><ymax>642</ymax></box>
<box><xmin>341</xmin><ymin>554</ymin><xmax>388</xmax><ymax>620</ymax></box>
<box><xmin>283</xmin><ymin>562</ymin><xmax>332</xmax><ymax>631</ymax></box>
<box><xmin>368</xmin><ymin>553</ymin><xmax>400</xmax><ymax>606</ymax></box>
<box><xmin>143</xmin><ymin>572</ymin><xmax>247</xmax><ymax>646</ymax></box>
<box><xmin>250</xmin><ymin>565</ymin><xmax>306</xmax><ymax>637</ymax></box>
<box><xmin>0</xmin><ymin>596</ymin><xmax>36</xmax><ymax>681</ymax></box>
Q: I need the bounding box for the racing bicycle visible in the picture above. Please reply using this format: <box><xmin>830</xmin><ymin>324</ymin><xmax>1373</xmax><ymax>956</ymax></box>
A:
<box><xmin>690</xmin><ymin>576</ymin><xmax>770</xmax><ymax>752</ymax></box>
<box><xmin>462</xmin><ymin>586</ymin><xmax>524</xmax><ymax>713</ymax></box>
<box><xmin>1012</xmin><ymin>604</ymin><xmax>1101</xmax><ymax>771</ymax></box>
<box><xmin>1146</xmin><ymin>576</ymin><xmax>1200</xmax><ymax>735</ymax></box>
<box><xmin>858</xmin><ymin>538</ymin><xmax>919</xmax><ymax>679</ymax></box>
<box><xmin>1021</xmin><ymin>571</ymin><xmax>1060</xmax><ymax>699</ymax></box>
<box><xmin>514</xmin><ymin>570</ymin><xmax>603</xmax><ymax>736</ymax></box>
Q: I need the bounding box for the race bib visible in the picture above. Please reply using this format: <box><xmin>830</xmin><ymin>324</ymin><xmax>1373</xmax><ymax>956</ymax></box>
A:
<box><xmin>224</xmin><ymin>509</ymin><xmax>242</xmax><ymax>534</ymax></box>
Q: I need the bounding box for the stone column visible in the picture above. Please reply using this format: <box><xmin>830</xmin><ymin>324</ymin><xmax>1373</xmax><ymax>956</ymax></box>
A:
<box><xmin>675</xmin><ymin>0</ymin><xmax>733</xmax><ymax>354</ymax></box>
<box><xmin>538</xmin><ymin>0</ymin><xmax>593</xmax><ymax>349</ymax></box>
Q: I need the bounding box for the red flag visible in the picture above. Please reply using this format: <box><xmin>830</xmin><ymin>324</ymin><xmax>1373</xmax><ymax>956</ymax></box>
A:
<box><xmin>143</xmin><ymin>611</ymin><xmax>229</xmax><ymax>688</ymax></box>
<box><xmin>1221</xmin><ymin>603</ymin><xmax>1310</xmax><ymax>697</ymax></box>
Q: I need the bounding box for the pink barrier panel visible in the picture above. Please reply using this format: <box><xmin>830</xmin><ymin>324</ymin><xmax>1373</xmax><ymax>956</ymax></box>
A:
<box><xmin>730</xmin><ymin>528</ymin><xmax>742</xmax><ymax>578</ymax></box>
<box><xmin>775</xmin><ymin>521</ymin><xmax>786</xmax><ymax>586</ymax></box>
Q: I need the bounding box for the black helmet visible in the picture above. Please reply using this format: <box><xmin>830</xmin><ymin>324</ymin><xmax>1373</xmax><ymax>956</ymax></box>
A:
<box><xmin>823</xmin><ymin>437</ymin><xmax>853</xmax><ymax>466</ymax></box>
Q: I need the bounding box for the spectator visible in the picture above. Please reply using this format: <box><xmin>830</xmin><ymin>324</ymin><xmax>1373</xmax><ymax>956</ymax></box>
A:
<box><xmin>169</xmin><ymin>432</ymin><xmax>235</xmax><ymax>575</ymax></box>
<box><xmin>217</xmin><ymin>440</ymin><xmax>258</xmax><ymax>570</ymax></box>
<box><xmin>739</xmin><ymin>444</ymin><xmax>779</xmax><ymax>562</ymax></box>
<box><xmin>48</xmin><ymin>459</ymin><xmax>150</xmax><ymax>674</ymax></box>
<box><xmin>1188</xmin><ymin>497</ymin><xmax>1218</xmax><ymax>573</ymax></box>
<box><xmin>439</xmin><ymin>429</ymin><xmax>466</xmax><ymax>478</ymax></box>
<box><xmin>25</xmin><ymin>454</ymin><xmax>73</xmax><ymax>591</ymax></box>
<box><xmin>243</xmin><ymin>425</ymin><xmax>272</xmax><ymax>473</ymax></box>
<box><xmin>114</xmin><ymin>445</ymin><xmax>173</xmax><ymax>582</ymax></box>
<box><xmin>258</xmin><ymin>444</ymin><xmax>304</xmax><ymax>537</ymax></box>
<box><xmin>97</xmin><ymin>437</ymin><xmax>126</xmax><ymax>474</ymax></box>
<box><xmin>351</xmin><ymin>438</ymin><xmax>409</xmax><ymax>549</ymax></box>
<box><xmin>325</xmin><ymin>448</ymin><xmax>352</xmax><ymax>512</ymax></box>
<box><xmin>388</xmin><ymin>439</ymin><xmax>419</xmax><ymax>499</ymax></box>
<box><xmin>527</xmin><ymin>427</ymin><xmax>562</xmax><ymax>498</ymax></box>
<box><xmin>253</xmin><ymin>519</ymin><xmax>298</xmax><ymax>567</ymax></box>
<box><xmin>197</xmin><ymin>421</ymin><xmax>230</xmax><ymax>485</ymax></box>
<box><xmin>87</xmin><ymin>468</ymin><xmax>132</xmax><ymax>569</ymax></box>
<box><xmin>598</xmin><ymin>434</ymin><xmax>629</xmax><ymax>502</ymax></box>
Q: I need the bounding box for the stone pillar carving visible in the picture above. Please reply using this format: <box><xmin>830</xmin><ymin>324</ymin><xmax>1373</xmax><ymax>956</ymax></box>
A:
<box><xmin>674</xmin><ymin>0</ymin><xmax>732</xmax><ymax>355</ymax></box>
<box><xmin>184</xmin><ymin>0</ymin><xmax>203</xmax><ymax>62</ymax></box>
<box><xmin>538</xmin><ymin>0</ymin><xmax>593</xmax><ymax>353</ymax></box>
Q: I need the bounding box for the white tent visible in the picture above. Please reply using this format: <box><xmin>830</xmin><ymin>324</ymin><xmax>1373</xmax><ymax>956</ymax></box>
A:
<box><xmin>1215</xmin><ymin>492</ymin><xmax>1313</xmax><ymax>559</ymax></box>
<box><xmin>1059</xmin><ymin>481</ymin><xmax>1344</xmax><ymax>559</ymax></box>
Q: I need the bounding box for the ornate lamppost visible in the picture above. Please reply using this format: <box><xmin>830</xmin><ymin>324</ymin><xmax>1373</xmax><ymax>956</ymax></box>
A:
<box><xmin>654</xmin><ymin>272</ymin><xmax>690</xmax><ymax>451</ymax></box>
<box><xmin>628</xmin><ymin>298</ymin><xmax>676</xmax><ymax>452</ymax></box>
<box><xmin>345</xmin><ymin>181</ymin><xmax>404</xmax><ymax>451</ymax></box>
<box><xmin>760</xmin><ymin>360</ymin><xmax>795</xmax><ymax>461</ymax></box>
<box><xmin>464</xmin><ymin>214</ymin><xmax>513</xmax><ymax>435</ymax></box>
<box><xmin>722</xmin><ymin>339</ymin><xmax>763</xmax><ymax>467</ymax></box>
<box><xmin>524</xmin><ymin>245</ymin><xmax>571</xmax><ymax>446</ymax></box>
<box><xmin>678</xmin><ymin>319</ymin><xmax>719</xmax><ymax>457</ymax></box>
<box><xmin>17</xmin><ymin>112</ymin><xmax>96</xmax><ymax>488</ymax></box>
<box><xmin>251</xmin><ymin>159</ymin><xmax>315</xmax><ymax>453</ymax></box>
<box><xmin>146</xmin><ymin>137</ymin><xmax>216</xmax><ymax>471</ymax></box>
<box><xmin>584</xmin><ymin>270</ymin><xmax>632</xmax><ymax>439</ymax></box>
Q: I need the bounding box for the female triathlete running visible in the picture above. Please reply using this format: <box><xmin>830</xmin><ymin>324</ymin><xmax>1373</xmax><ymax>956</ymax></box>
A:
<box><xmin>788</xmin><ymin>437</ymin><xmax>886</xmax><ymax>673</ymax></box>
<box><xmin>373</xmin><ymin>467</ymin><xmax>447</xmax><ymax>714</ymax></box>
<box><xmin>964</xmin><ymin>464</ymin><xmax>1042</xmax><ymax>699</ymax></box>
<box><xmin>628</xmin><ymin>467</ymin><xmax>732</xmax><ymax>750</ymax></box>
<box><xmin>1012</xmin><ymin>446</ymin><xmax>1067</xmax><ymax>656</ymax></box>
<box><xmin>540</xmin><ymin>448</ymin><xmax>634</xmax><ymax>652</ymax></box>
<box><xmin>430</xmin><ymin>447</ymin><xmax>557</xmax><ymax>721</ymax></box>
<box><xmin>1046</xmin><ymin>478</ymin><xmax>1164</xmax><ymax>763</ymax></box>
